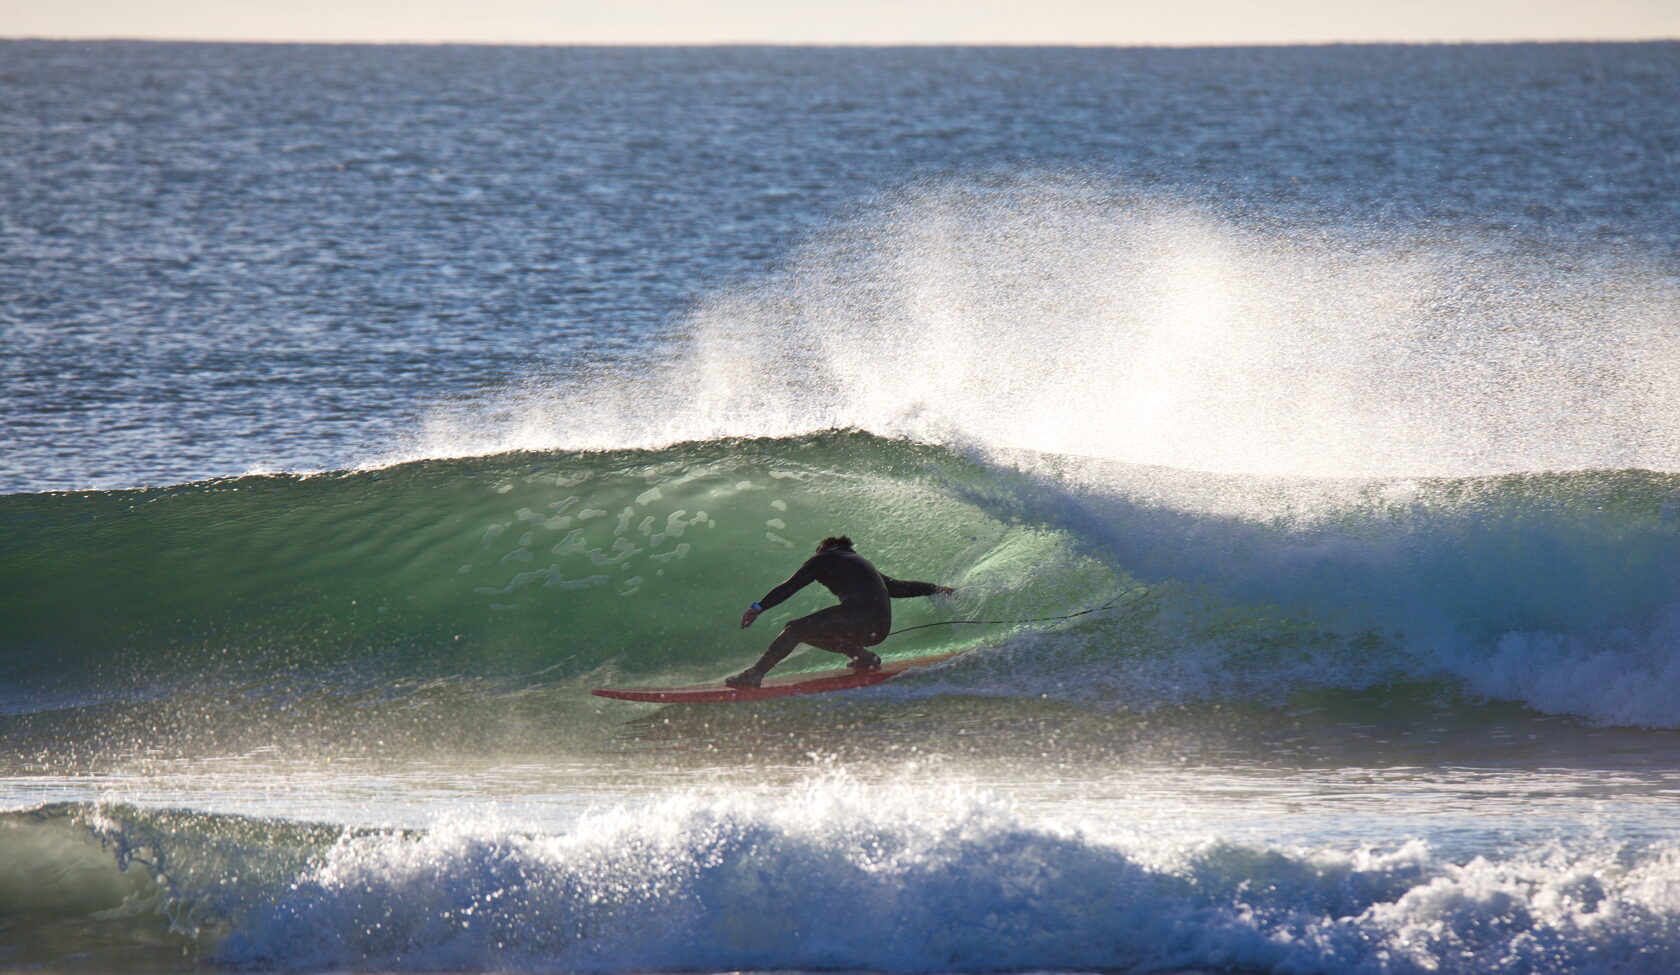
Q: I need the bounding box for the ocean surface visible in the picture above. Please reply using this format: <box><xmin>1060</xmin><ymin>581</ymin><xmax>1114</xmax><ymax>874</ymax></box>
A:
<box><xmin>3</xmin><ymin>39</ymin><xmax>1680</xmax><ymax>974</ymax></box>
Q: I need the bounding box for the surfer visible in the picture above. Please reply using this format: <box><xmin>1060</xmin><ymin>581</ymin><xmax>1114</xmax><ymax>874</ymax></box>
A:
<box><xmin>729</xmin><ymin>535</ymin><xmax>953</xmax><ymax>688</ymax></box>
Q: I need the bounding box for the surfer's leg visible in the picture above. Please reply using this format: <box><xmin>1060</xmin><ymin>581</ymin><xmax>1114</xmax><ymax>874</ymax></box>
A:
<box><xmin>751</xmin><ymin>627</ymin><xmax>804</xmax><ymax>673</ymax></box>
<box><xmin>728</xmin><ymin>606</ymin><xmax>880</xmax><ymax>688</ymax></box>
<box><xmin>791</xmin><ymin>606</ymin><xmax>885</xmax><ymax>671</ymax></box>
<box><xmin>801</xmin><ymin>630</ymin><xmax>880</xmax><ymax>670</ymax></box>
<box><xmin>845</xmin><ymin>619</ymin><xmax>887</xmax><ymax>670</ymax></box>
<box><xmin>726</xmin><ymin>629</ymin><xmax>798</xmax><ymax>688</ymax></box>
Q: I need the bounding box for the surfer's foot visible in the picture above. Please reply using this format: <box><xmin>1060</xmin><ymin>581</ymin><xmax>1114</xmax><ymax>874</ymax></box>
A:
<box><xmin>725</xmin><ymin>668</ymin><xmax>764</xmax><ymax>689</ymax></box>
<box><xmin>847</xmin><ymin>651</ymin><xmax>882</xmax><ymax>671</ymax></box>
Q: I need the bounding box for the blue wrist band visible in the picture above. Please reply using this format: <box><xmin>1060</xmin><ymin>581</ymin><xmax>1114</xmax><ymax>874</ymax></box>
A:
<box><xmin>751</xmin><ymin>602</ymin><xmax>763</xmax><ymax>612</ymax></box>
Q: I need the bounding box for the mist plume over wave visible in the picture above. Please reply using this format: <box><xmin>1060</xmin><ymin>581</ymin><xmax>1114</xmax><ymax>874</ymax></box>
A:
<box><xmin>395</xmin><ymin>179</ymin><xmax>1680</xmax><ymax>480</ymax></box>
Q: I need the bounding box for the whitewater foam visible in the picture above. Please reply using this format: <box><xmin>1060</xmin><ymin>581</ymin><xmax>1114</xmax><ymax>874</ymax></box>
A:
<box><xmin>223</xmin><ymin>809</ymin><xmax>1680</xmax><ymax>974</ymax></box>
<box><xmin>972</xmin><ymin>457</ymin><xmax>1680</xmax><ymax>727</ymax></box>
<box><xmin>15</xmin><ymin>780</ymin><xmax>1679</xmax><ymax>975</ymax></box>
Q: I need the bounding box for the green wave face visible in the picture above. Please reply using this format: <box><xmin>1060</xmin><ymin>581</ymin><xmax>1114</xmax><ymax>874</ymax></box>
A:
<box><xmin>8</xmin><ymin>430</ymin><xmax>1680</xmax><ymax>731</ymax></box>
<box><xmin>0</xmin><ymin>432</ymin><xmax>1103</xmax><ymax>697</ymax></box>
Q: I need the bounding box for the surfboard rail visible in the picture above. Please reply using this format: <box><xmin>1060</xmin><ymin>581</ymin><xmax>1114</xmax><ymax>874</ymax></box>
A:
<box><xmin>591</xmin><ymin>650</ymin><xmax>966</xmax><ymax>703</ymax></box>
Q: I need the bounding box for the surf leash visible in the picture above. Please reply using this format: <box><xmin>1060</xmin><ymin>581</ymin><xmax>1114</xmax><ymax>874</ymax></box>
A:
<box><xmin>887</xmin><ymin>584</ymin><xmax>1151</xmax><ymax>636</ymax></box>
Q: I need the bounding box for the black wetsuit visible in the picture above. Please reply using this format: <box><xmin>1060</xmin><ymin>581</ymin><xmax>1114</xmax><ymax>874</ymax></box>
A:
<box><xmin>749</xmin><ymin>546</ymin><xmax>941</xmax><ymax>673</ymax></box>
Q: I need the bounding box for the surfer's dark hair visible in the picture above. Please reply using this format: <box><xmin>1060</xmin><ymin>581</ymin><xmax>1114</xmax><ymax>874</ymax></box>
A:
<box><xmin>818</xmin><ymin>535</ymin><xmax>855</xmax><ymax>552</ymax></box>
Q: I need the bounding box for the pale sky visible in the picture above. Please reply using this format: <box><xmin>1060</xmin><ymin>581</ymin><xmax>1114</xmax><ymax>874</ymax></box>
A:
<box><xmin>1</xmin><ymin>0</ymin><xmax>1676</xmax><ymax>46</ymax></box>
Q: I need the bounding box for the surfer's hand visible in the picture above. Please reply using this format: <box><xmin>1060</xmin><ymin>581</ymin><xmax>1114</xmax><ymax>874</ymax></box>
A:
<box><xmin>741</xmin><ymin>606</ymin><xmax>761</xmax><ymax>629</ymax></box>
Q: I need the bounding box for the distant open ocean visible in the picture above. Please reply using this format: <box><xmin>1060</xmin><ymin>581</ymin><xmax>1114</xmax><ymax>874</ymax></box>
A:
<box><xmin>3</xmin><ymin>40</ymin><xmax>1680</xmax><ymax>973</ymax></box>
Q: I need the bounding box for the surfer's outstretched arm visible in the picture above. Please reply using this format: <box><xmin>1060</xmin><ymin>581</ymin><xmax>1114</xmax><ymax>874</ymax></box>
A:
<box><xmin>884</xmin><ymin>577</ymin><xmax>954</xmax><ymax>598</ymax></box>
<box><xmin>741</xmin><ymin>557</ymin><xmax>819</xmax><ymax>628</ymax></box>
<box><xmin>758</xmin><ymin>560</ymin><xmax>819</xmax><ymax>609</ymax></box>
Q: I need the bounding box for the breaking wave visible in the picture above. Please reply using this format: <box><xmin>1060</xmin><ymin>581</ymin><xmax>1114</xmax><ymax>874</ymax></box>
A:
<box><xmin>5</xmin><ymin>784</ymin><xmax>1680</xmax><ymax>974</ymax></box>
<box><xmin>3</xmin><ymin>430</ymin><xmax>1679</xmax><ymax>728</ymax></box>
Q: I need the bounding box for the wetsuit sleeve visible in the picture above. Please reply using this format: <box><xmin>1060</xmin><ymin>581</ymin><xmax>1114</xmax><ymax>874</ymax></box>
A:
<box><xmin>883</xmin><ymin>577</ymin><xmax>940</xmax><ymax>598</ymax></box>
<box><xmin>756</xmin><ymin>557</ymin><xmax>820</xmax><ymax>611</ymax></box>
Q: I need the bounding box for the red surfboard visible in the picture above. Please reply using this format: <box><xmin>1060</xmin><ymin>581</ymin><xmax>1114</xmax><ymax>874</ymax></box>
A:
<box><xmin>591</xmin><ymin>651</ymin><xmax>966</xmax><ymax>703</ymax></box>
